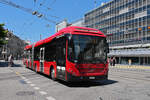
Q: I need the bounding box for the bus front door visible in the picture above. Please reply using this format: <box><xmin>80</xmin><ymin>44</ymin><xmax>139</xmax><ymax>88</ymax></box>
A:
<box><xmin>56</xmin><ymin>46</ymin><xmax>66</xmax><ymax>80</ymax></box>
<box><xmin>40</xmin><ymin>47</ymin><xmax>45</xmax><ymax>73</ymax></box>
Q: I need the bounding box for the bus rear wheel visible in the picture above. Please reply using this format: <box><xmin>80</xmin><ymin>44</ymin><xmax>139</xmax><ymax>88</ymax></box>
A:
<box><xmin>50</xmin><ymin>68</ymin><xmax>56</xmax><ymax>81</ymax></box>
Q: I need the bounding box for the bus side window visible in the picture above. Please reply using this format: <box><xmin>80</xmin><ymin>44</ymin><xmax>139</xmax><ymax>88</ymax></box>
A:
<box><xmin>34</xmin><ymin>48</ymin><xmax>40</xmax><ymax>61</ymax></box>
<box><xmin>56</xmin><ymin>45</ymin><xmax>66</xmax><ymax>66</ymax></box>
<box><xmin>63</xmin><ymin>48</ymin><xmax>66</xmax><ymax>55</ymax></box>
<box><xmin>44</xmin><ymin>43</ymin><xmax>56</xmax><ymax>61</ymax></box>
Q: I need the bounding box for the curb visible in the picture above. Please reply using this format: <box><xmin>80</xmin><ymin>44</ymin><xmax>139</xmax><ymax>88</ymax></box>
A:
<box><xmin>110</xmin><ymin>65</ymin><xmax>150</xmax><ymax>69</ymax></box>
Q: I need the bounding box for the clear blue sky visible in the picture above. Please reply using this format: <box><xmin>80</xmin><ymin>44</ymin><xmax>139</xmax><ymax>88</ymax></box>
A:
<box><xmin>0</xmin><ymin>0</ymin><xmax>110</xmax><ymax>43</ymax></box>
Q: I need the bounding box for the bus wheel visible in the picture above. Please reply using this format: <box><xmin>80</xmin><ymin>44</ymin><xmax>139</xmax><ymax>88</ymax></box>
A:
<box><xmin>50</xmin><ymin>68</ymin><xmax>56</xmax><ymax>81</ymax></box>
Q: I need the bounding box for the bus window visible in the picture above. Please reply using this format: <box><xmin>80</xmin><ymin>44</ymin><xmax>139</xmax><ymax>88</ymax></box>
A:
<box><xmin>34</xmin><ymin>48</ymin><xmax>40</xmax><ymax>61</ymax></box>
<box><xmin>68</xmin><ymin>35</ymin><xmax>108</xmax><ymax>64</ymax></box>
<box><xmin>56</xmin><ymin>37</ymin><xmax>66</xmax><ymax>66</ymax></box>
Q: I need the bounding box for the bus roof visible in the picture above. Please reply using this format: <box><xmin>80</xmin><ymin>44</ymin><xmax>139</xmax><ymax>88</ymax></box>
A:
<box><xmin>25</xmin><ymin>26</ymin><xmax>106</xmax><ymax>50</ymax></box>
<box><xmin>24</xmin><ymin>45</ymin><xmax>32</xmax><ymax>50</ymax></box>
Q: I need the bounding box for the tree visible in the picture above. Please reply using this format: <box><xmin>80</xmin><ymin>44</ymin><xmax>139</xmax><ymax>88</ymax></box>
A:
<box><xmin>0</xmin><ymin>24</ymin><xmax>8</xmax><ymax>46</ymax></box>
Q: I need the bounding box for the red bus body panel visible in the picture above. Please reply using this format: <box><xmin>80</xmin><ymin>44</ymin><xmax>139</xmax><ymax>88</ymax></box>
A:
<box><xmin>66</xmin><ymin>60</ymin><xmax>108</xmax><ymax>76</ymax></box>
<box><xmin>43</xmin><ymin>61</ymin><xmax>57</xmax><ymax>76</ymax></box>
<box><xmin>24</xmin><ymin>26</ymin><xmax>108</xmax><ymax>82</ymax></box>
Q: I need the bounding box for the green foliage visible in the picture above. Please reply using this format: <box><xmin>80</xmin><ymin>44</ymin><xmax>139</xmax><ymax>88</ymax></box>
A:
<box><xmin>0</xmin><ymin>24</ymin><xmax>8</xmax><ymax>46</ymax></box>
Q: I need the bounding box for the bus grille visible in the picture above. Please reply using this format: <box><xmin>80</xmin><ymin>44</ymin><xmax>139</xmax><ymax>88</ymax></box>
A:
<box><xmin>76</xmin><ymin>64</ymin><xmax>105</xmax><ymax>74</ymax></box>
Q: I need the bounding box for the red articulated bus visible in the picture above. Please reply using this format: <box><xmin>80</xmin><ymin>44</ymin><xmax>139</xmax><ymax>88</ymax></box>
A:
<box><xmin>23</xmin><ymin>26</ymin><xmax>109</xmax><ymax>82</ymax></box>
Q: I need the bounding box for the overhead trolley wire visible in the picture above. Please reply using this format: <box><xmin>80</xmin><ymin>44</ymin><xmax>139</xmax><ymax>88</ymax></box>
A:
<box><xmin>0</xmin><ymin>0</ymin><xmax>59</xmax><ymax>24</ymax></box>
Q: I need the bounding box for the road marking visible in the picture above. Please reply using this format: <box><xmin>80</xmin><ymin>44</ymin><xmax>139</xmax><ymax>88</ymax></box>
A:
<box><xmin>39</xmin><ymin>91</ymin><xmax>47</xmax><ymax>95</ymax></box>
<box><xmin>26</xmin><ymin>81</ymin><xmax>32</xmax><ymax>84</ymax></box>
<box><xmin>26</xmin><ymin>77</ymin><xmax>42</xmax><ymax>80</ymax></box>
<box><xmin>21</xmin><ymin>76</ymin><xmax>26</xmax><ymax>80</ymax></box>
<box><xmin>34</xmin><ymin>87</ymin><xmax>40</xmax><ymax>90</ymax></box>
<box><xmin>30</xmin><ymin>84</ymin><xmax>35</xmax><ymax>86</ymax></box>
<box><xmin>16</xmin><ymin>72</ymin><xmax>20</xmax><ymax>75</ymax></box>
<box><xmin>24</xmin><ymin>79</ymin><xmax>29</xmax><ymax>81</ymax></box>
<box><xmin>9</xmin><ymin>68</ymin><xmax>13</xmax><ymax>71</ymax></box>
<box><xmin>46</xmin><ymin>96</ymin><xmax>56</xmax><ymax>100</ymax></box>
<box><xmin>10</xmin><ymin>63</ymin><xmax>55</xmax><ymax>100</ymax></box>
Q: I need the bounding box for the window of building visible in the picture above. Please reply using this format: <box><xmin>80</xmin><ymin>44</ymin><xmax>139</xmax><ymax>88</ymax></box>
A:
<box><xmin>147</xmin><ymin>17</ymin><xmax>150</xmax><ymax>26</ymax></box>
<box><xmin>135</xmin><ymin>1</ymin><xmax>139</xmax><ymax>8</ymax></box>
<box><xmin>143</xmin><ymin>0</ymin><xmax>146</xmax><ymax>5</ymax></box>
<box><xmin>148</xmin><ymin>9</ymin><xmax>150</xmax><ymax>15</ymax></box>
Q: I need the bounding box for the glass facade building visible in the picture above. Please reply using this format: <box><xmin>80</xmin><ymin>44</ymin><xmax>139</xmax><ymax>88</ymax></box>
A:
<box><xmin>84</xmin><ymin>0</ymin><xmax>150</xmax><ymax>65</ymax></box>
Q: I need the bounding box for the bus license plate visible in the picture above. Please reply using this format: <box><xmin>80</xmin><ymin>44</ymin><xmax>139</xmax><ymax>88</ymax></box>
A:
<box><xmin>89</xmin><ymin>77</ymin><xmax>95</xmax><ymax>79</ymax></box>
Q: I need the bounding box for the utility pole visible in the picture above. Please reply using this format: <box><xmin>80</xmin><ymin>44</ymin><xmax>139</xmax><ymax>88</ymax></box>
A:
<box><xmin>40</xmin><ymin>34</ymin><xmax>42</xmax><ymax>40</ymax></box>
<box><xmin>94</xmin><ymin>0</ymin><xmax>97</xmax><ymax>8</ymax></box>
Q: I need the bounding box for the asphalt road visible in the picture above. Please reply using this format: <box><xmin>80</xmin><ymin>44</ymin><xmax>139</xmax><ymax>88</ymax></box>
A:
<box><xmin>0</xmin><ymin>60</ymin><xmax>150</xmax><ymax>100</ymax></box>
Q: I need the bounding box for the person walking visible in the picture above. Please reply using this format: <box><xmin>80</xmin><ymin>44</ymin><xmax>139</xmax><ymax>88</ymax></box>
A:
<box><xmin>110</xmin><ymin>57</ymin><xmax>113</xmax><ymax>66</ymax></box>
<box><xmin>112</xmin><ymin>56</ymin><xmax>116</xmax><ymax>66</ymax></box>
<box><xmin>8</xmin><ymin>54</ymin><xmax>13</xmax><ymax>67</ymax></box>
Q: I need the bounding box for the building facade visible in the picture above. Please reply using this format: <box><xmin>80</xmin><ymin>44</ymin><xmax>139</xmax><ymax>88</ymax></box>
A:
<box><xmin>85</xmin><ymin>0</ymin><xmax>150</xmax><ymax>65</ymax></box>
<box><xmin>70</xmin><ymin>18</ymin><xmax>85</xmax><ymax>27</ymax></box>
<box><xmin>1</xmin><ymin>31</ymin><xmax>27</xmax><ymax>60</ymax></box>
<box><xmin>55</xmin><ymin>19</ymin><xmax>84</xmax><ymax>32</ymax></box>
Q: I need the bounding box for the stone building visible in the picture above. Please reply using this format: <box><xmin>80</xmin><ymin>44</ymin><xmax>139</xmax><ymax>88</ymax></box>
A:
<box><xmin>1</xmin><ymin>31</ymin><xmax>27</xmax><ymax>60</ymax></box>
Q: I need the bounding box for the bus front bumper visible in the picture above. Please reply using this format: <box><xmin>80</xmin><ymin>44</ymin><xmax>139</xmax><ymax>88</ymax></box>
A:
<box><xmin>66</xmin><ymin>72</ymin><xmax>108</xmax><ymax>82</ymax></box>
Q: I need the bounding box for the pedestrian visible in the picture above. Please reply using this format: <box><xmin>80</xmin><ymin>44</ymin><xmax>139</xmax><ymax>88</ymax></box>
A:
<box><xmin>8</xmin><ymin>54</ymin><xmax>13</xmax><ymax>67</ymax></box>
<box><xmin>128</xmin><ymin>59</ymin><xmax>132</xmax><ymax>66</ymax></box>
<box><xmin>112</xmin><ymin>56</ymin><xmax>116</xmax><ymax>66</ymax></box>
<box><xmin>107</xmin><ymin>57</ymin><xmax>110</xmax><ymax>66</ymax></box>
<box><xmin>110</xmin><ymin>57</ymin><xmax>113</xmax><ymax>66</ymax></box>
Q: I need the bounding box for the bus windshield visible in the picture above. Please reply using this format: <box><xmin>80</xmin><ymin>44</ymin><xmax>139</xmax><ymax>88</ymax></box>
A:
<box><xmin>68</xmin><ymin>34</ymin><xmax>108</xmax><ymax>64</ymax></box>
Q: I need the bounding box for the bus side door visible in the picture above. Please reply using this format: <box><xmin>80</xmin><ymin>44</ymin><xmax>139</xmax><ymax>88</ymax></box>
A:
<box><xmin>56</xmin><ymin>38</ymin><xmax>66</xmax><ymax>80</ymax></box>
<box><xmin>40</xmin><ymin>47</ymin><xmax>45</xmax><ymax>73</ymax></box>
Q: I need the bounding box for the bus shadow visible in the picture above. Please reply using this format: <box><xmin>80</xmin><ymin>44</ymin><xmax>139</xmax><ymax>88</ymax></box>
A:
<box><xmin>57</xmin><ymin>79</ymin><xmax>118</xmax><ymax>87</ymax></box>
<box><xmin>26</xmin><ymin>68</ymin><xmax>118</xmax><ymax>87</ymax></box>
<box><xmin>35</xmin><ymin>71</ymin><xmax>118</xmax><ymax>87</ymax></box>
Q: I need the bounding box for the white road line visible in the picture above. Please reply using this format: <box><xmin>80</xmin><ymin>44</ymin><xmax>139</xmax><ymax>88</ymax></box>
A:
<box><xmin>39</xmin><ymin>91</ymin><xmax>47</xmax><ymax>95</ymax></box>
<box><xmin>10</xmin><ymin>70</ymin><xmax>13</xmax><ymax>72</ymax></box>
<box><xmin>30</xmin><ymin>84</ymin><xmax>35</xmax><ymax>86</ymax></box>
<box><xmin>24</xmin><ymin>79</ymin><xmax>29</xmax><ymax>81</ymax></box>
<box><xmin>46</xmin><ymin>96</ymin><xmax>56</xmax><ymax>100</ymax></box>
<box><xmin>34</xmin><ymin>87</ymin><xmax>40</xmax><ymax>90</ymax></box>
<box><xmin>27</xmin><ymin>77</ymin><xmax>42</xmax><ymax>80</ymax></box>
<box><xmin>21</xmin><ymin>76</ymin><xmax>26</xmax><ymax>79</ymax></box>
<box><xmin>26</xmin><ymin>81</ymin><xmax>32</xmax><ymax>84</ymax></box>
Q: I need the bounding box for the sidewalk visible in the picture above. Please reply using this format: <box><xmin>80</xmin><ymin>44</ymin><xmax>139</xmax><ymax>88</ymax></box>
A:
<box><xmin>110</xmin><ymin>64</ymin><xmax>150</xmax><ymax>69</ymax></box>
<box><xmin>0</xmin><ymin>60</ymin><xmax>8</xmax><ymax>67</ymax></box>
<box><xmin>0</xmin><ymin>60</ymin><xmax>22</xmax><ymax>67</ymax></box>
